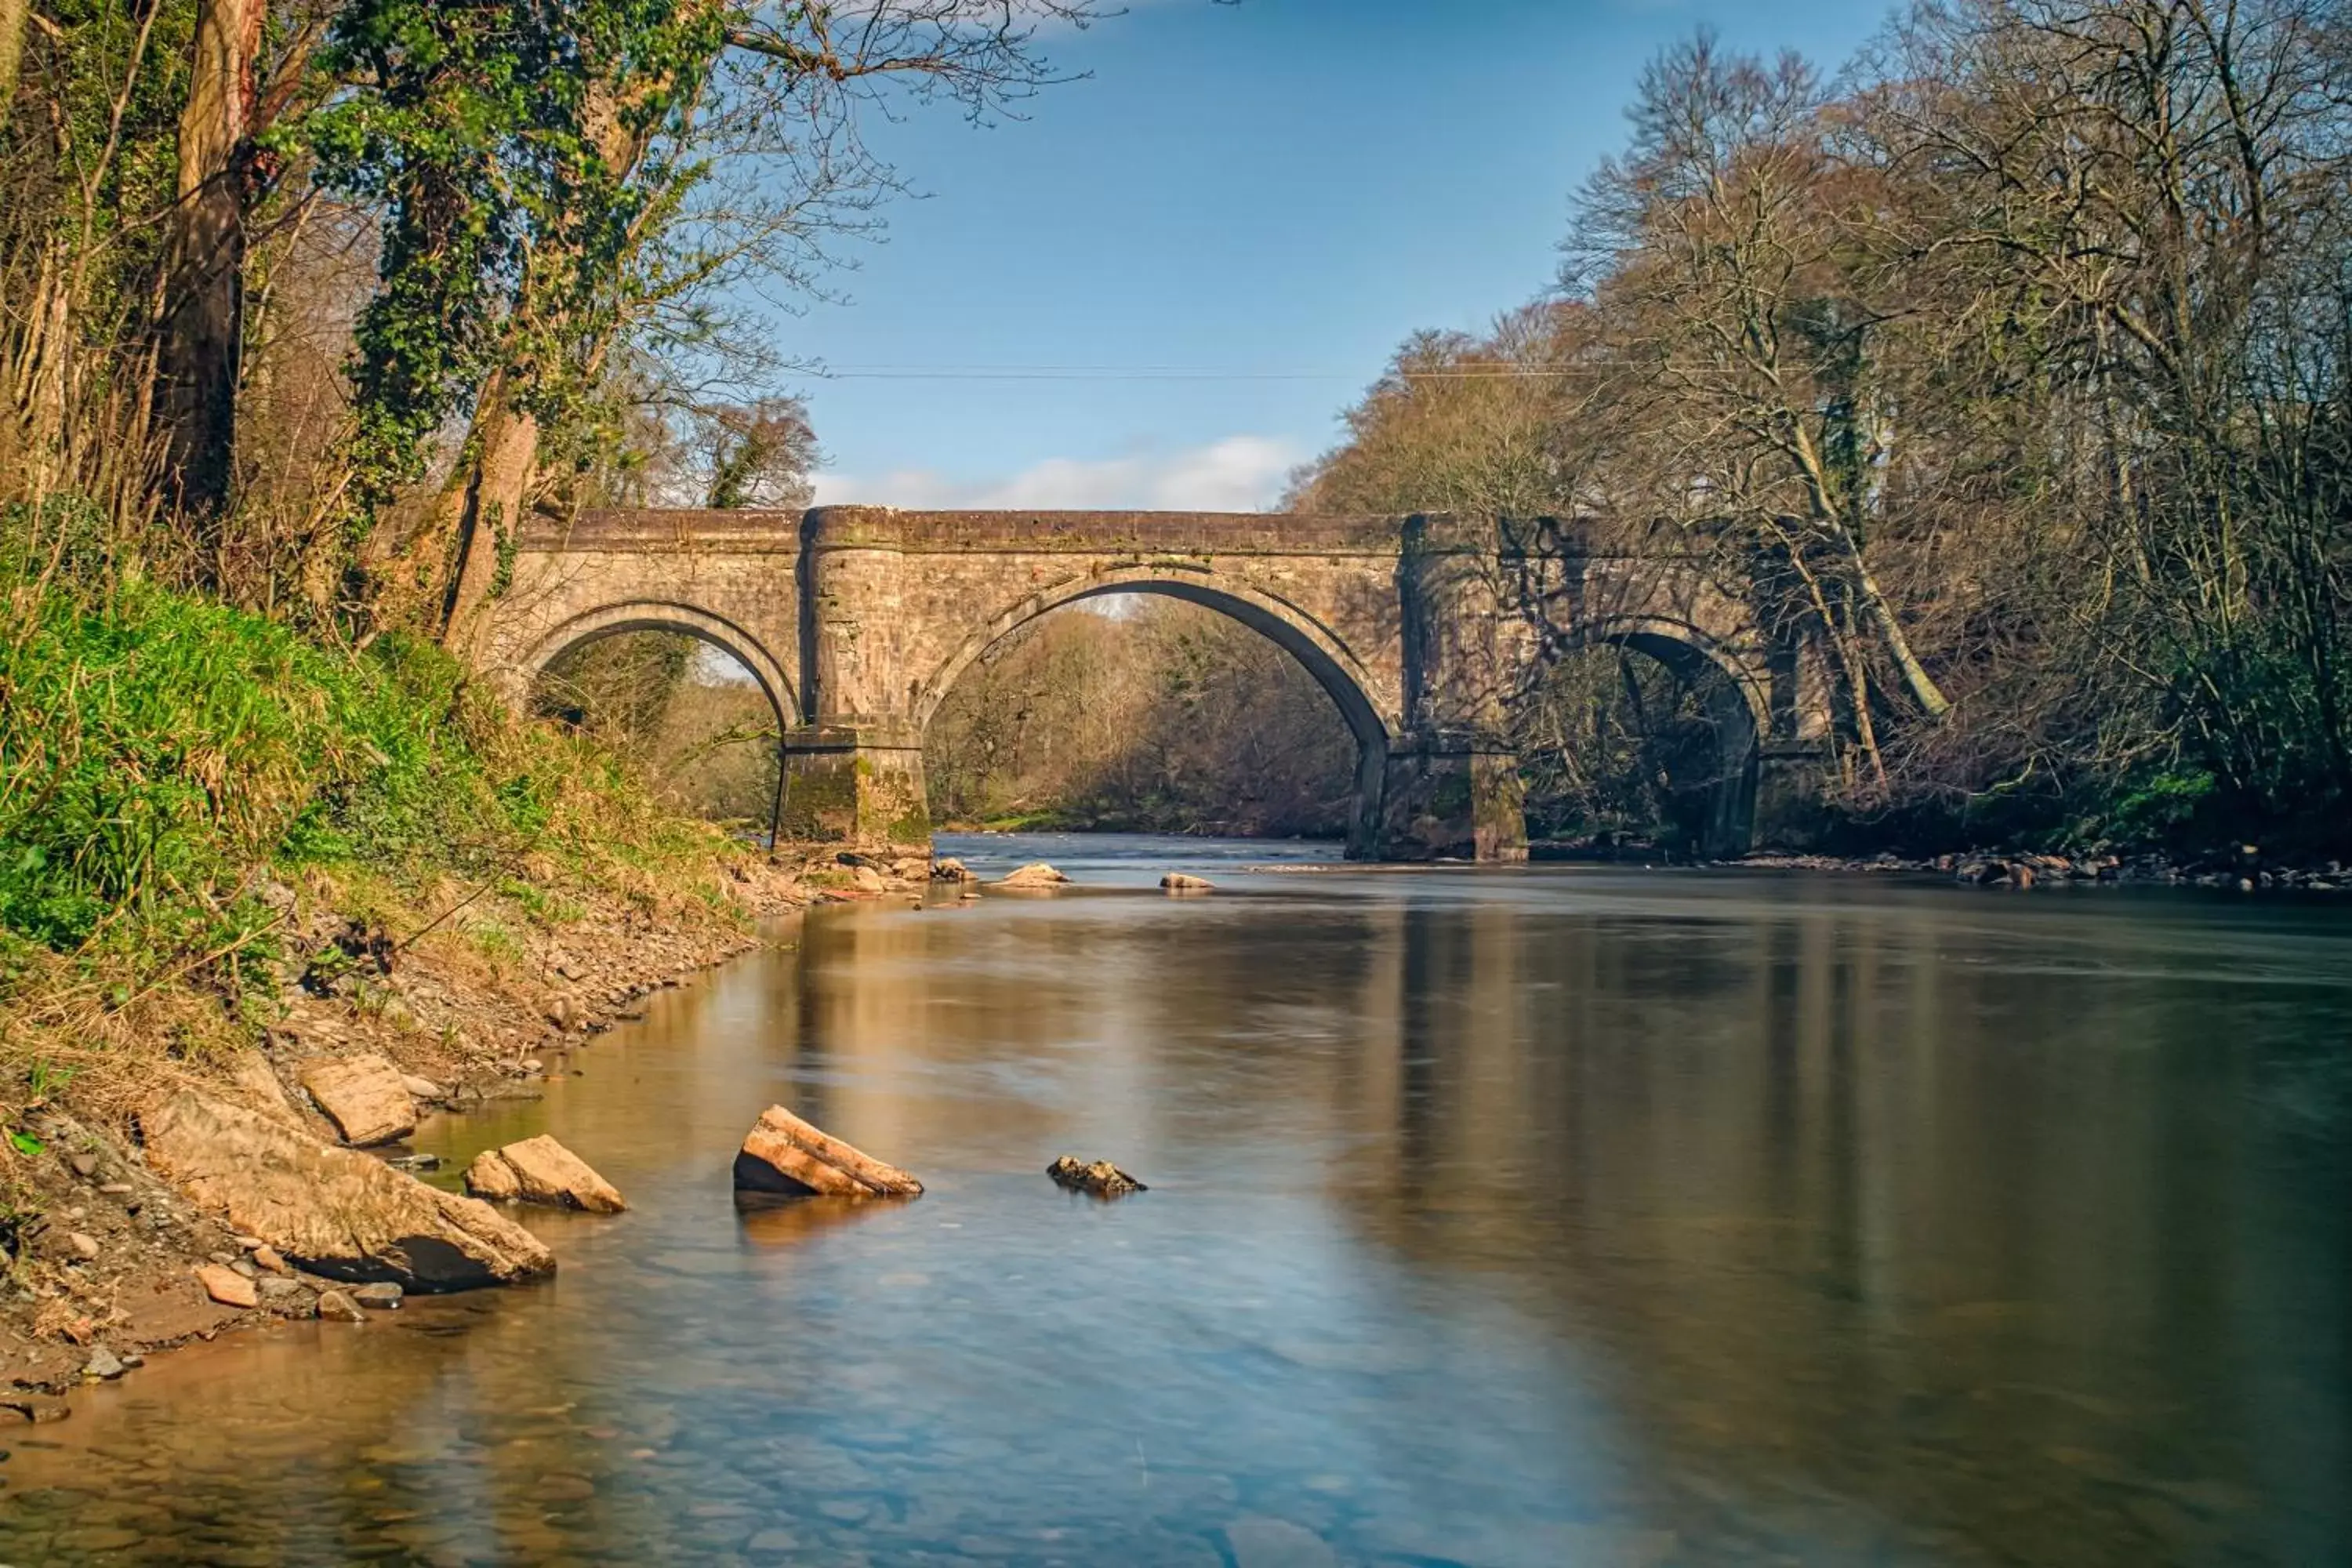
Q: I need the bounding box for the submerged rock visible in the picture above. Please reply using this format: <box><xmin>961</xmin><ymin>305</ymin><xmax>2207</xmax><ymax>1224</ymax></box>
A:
<box><xmin>1047</xmin><ymin>1156</ymin><xmax>1148</xmax><ymax>1198</ymax></box>
<box><xmin>298</xmin><ymin>1054</ymin><xmax>417</xmax><ymax>1146</ymax></box>
<box><xmin>733</xmin><ymin>1105</ymin><xmax>924</xmax><ymax>1199</ymax></box>
<box><xmin>464</xmin><ymin>1135</ymin><xmax>627</xmax><ymax>1214</ymax></box>
<box><xmin>998</xmin><ymin>862</ymin><xmax>1070</xmax><ymax>890</ymax></box>
<box><xmin>141</xmin><ymin>1091</ymin><xmax>555</xmax><ymax>1290</ymax></box>
<box><xmin>1160</xmin><ymin>873</ymin><xmax>1214</xmax><ymax>893</ymax></box>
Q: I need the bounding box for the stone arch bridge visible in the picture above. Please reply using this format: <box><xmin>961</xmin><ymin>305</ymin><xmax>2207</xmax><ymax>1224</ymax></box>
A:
<box><xmin>476</xmin><ymin>506</ymin><xmax>1832</xmax><ymax>860</ymax></box>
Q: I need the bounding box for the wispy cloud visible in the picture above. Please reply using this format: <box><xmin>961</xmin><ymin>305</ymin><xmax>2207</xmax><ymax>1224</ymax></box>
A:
<box><xmin>811</xmin><ymin>434</ymin><xmax>1302</xmax><ymax>512</ymax></box>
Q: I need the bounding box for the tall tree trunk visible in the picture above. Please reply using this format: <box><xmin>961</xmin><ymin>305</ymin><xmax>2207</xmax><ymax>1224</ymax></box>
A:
<box><xmin>0</xmin><ymin>0</ymin><xmax>29</xmax><ymax>128</ymax></box>
<box><xmin>437</xmin><ymin>376</ymin><xmax>539</xmax><ymax>655</ymax></box>
<box><xmin>156</xmin><ymin>0</ymin><xmax>263</xmax><ymax>528</ymax></box>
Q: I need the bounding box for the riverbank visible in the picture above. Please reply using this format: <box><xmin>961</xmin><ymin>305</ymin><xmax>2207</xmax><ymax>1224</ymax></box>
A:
<box><xmin>0</xmin><ymin>850</ymin><xmax>840</xmax><ymax>1396</ymax></box>
<box><xmin>1527</xmin><ymin>837</ymin><xmax>2350</xmax><ymax>892</ymax></box>
<box><xmin>0</xmin><ymin>844</ymin><xmax>959</xmax><ymax>1401</ymax></box>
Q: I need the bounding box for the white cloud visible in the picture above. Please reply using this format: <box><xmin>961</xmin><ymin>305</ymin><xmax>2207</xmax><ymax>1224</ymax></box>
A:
<box><xmin>811</xmin><ymin>434</ymin><xmax>1303</xmax><ymax>514</ymax></box>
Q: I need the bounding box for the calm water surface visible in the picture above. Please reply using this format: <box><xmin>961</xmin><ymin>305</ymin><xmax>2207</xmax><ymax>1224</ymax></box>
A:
<box><xmin>3</xmin><ymin>834</ymin><xmax>2349</xmax><ymax>1566</ymax></box>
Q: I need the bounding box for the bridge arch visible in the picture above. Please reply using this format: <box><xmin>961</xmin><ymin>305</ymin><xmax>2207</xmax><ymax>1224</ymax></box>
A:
<box><xmin>514</xmin><ymin>601</ymin><xmax>797</xmax><ymax>729</ymax></box>
<box><xmin>913</xmin><ymin>567</ymin><xmax>1398</xmax><ymax>853</ymax></box>
<box><xmin>1546</xmin><ymin>614</ymin><xmax>1764</xmax><ymax>855</ymax></box>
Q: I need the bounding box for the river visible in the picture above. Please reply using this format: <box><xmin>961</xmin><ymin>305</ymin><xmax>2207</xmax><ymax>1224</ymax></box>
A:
<box><xmin>2</xmin><ymin>833</ymin><xmax>2347</xmax><ymax>1566</ymax></box>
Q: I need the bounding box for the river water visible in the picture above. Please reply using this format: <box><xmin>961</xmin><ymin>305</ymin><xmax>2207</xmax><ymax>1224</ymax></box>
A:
<box><xmin>2</xmin><ymin>833</ymin><xmax>2348</xmax><ymax>1566</ymax></box>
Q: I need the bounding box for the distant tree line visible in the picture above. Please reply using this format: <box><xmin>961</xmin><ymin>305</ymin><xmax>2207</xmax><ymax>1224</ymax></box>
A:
<box><xmin>927</xmin><ymin>598</ymin><xmax>1359</xmax><ymax>838</ymax></box>
<box><xmin>1294</xmin><ymin>0</ymin><xmax>2352</xmax><ymax>855</ymax></box>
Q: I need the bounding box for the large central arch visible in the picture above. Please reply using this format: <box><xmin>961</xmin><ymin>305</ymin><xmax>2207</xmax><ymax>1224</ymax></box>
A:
<box><xmin>913</xmin><ymin>568</ymin><xmax>1398</xmax><ymax>855</ymax></box>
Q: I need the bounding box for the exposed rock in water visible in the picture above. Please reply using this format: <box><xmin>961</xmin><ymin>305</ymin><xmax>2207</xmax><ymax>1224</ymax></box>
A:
<box><xmin>998</xmin><ymin>862</ymin><xmax>1070</xmax><ymax>890</ymax></box>
<box><xmin>1047</xmin><ymin>1156</ymin><xmax>1148</xmax><ymax>1197</ymax></box>
<box><xmin>733</xmin><ymin>1105</ymin><xmax>924</xmax><ymax>1199</ymax></box>
<box><xmin>930</xmin><ymin>857</ymin><xmax>979</xmax><ymax>882</ymax></box>
<box><xmin>401</xmin><ymin>1073</ymin><xmax>444</xmax><ymax>1101</ymax></box>
<box><xmin>1160</xmin><ymin>873</ymin><xmax>1214</xmax><ymax>893</ymax></box>
<box><xmin>140</xmin><ymin>1091</ymin><xmax>556</xmax><ymax>1290</ymax></box>
<box><xmin>297</xmin><ymin>1054</ymin><xmax>418</xmax><ymax>1146</ymax></box>
<box><xmin>315</xmin><ymin>1289</ymin><xmax>368</xmax><ymax>1323</ymax></box>
<box><xmin>0</xmin><ymin>1393</ymin><xmax>71</xmax><ymax>1423</ymax></box>
<box><xmin>464</xmin><ymin>1135</ymin><xmax>628</xmax><ymax>1214</ymax></box>
<box><xmin>351</xmin><ymin>1283</ymin><xmax>404</xmax><ymax>1310</ymax></box>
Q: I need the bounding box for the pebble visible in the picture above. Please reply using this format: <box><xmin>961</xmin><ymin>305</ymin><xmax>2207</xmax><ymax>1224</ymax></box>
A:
<box><xmin>98</xmin><ymin>1182</ymin><xmax>134</xmax><ymax>1196</ymax></box>
<box><xmin>352</xmin><ymin>1283</ymin><xmax>405</xmax><ymax>1310</ymax></box>
<box><xmin>84</xmin><ymin>1346</ymin><xmax>126</xmax><ymax>1381</ymax></box>
<box><xmin>68</xmin><ymin>1152</ymin><xmax>98</xmax><ymax>1178</ymax></box>
<box><xmin>252</xmin><ymin>1245</ymin><xmax>291</xmax><ymax>1275</ymax></box>
<box><xmin>65</xmin><ymin>1231</ymin><xmax>101</xmax><ymax>1261</ymax></box>
<box><xmin>230</xmin><ymin>1258</ymin><xmax>260</xmax><ymax>1279</ymax></box>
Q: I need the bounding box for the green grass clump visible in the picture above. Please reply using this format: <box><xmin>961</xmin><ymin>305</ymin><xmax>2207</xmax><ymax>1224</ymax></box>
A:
<box><xmin>0</xmin><ymin>573</ymin><xmax>728</xmax><ymax>985</ymax></box>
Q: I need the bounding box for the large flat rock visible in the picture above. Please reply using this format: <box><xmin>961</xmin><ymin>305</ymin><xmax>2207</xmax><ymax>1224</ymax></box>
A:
<box><xmin>142</xmin><ymin>1091</ymin><xmax>555</xmax><ymax>1290</ymax></box>
<box><xmin>298</xmin><ymin>1054</ymin><xmax>417</xmax><ymax>1146</ymax></box>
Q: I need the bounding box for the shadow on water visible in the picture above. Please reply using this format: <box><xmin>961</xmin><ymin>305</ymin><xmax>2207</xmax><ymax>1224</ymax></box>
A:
<box><xmin>2</xmin><ymin>835</ymin><xmax>2347</xmax><ymax>1565</ymax></box>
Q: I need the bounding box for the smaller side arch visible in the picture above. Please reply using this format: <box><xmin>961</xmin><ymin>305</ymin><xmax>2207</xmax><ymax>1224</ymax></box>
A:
<box><xmin>1552</xmin><ymin>615</ymin><xmax>1766</xmax><ymax>857</ymax></box>
<box><xmin>504</xmin><ymin>601</ymin><xmax>798</xmax><ymax>730</ymax></box>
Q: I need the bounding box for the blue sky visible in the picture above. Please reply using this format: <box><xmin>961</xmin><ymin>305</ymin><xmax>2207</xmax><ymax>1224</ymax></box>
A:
<box><xmin>787</xmin><ymin>0</ymin><xmax>1898</xmax><ymax>510</ymax></box>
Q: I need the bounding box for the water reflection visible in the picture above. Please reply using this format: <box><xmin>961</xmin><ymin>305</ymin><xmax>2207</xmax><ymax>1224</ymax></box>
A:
<box><xmin>2</xmin><ymin>843</ymin><xmax>2347</xmax><ymax>1565</ymax></box>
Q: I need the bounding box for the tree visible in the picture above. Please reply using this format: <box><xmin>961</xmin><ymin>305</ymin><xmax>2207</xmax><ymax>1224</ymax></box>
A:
<box><xmin>304</xmin><ymin>0</ymin><xmax>1099</xmax><ymax>645</ymax></box>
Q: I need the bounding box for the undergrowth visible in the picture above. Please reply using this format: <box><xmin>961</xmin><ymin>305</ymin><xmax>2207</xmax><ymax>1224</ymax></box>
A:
<box><xmin>0</xmin><ymin>543</ymin><xmax>751</xmax><ymax>1119</ymax></box>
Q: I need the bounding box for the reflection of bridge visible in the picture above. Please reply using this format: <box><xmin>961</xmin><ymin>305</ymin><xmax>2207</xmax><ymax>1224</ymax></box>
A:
<box><xmin>474</xmin><ymin>507</ymin><xmax>1833</xmax><ymax>859</ymax></box>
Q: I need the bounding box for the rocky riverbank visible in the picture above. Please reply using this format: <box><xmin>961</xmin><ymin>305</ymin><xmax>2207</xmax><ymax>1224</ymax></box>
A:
<box><xmin>0</xmin><ymin>848</ymin><xmax>947</xmax><ymax>1401</ymax></box>
<box><xmin>1734</xmin><ymin>848</ymin><xmax>2350</xmax><ymax>892</ymax></box>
